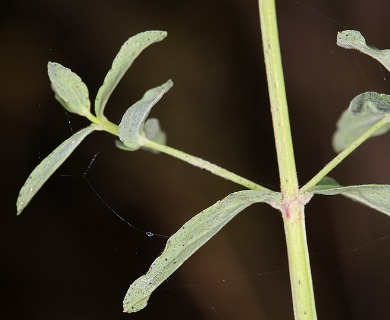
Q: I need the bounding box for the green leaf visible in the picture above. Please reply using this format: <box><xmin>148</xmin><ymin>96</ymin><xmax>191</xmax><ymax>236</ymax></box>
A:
<box><xmin>115</xmin><ymin>118</ymin><xmax>166</xmax><ymax>152</ymax></box>
<box><xmin>310</xmin><ymin>177</ymin><xmax>390</xmax><ymax>216</ymax></box>
<box><xmin>332</xmin><ymin>92</ymin><xmax>390</xmax><ymax>152</ymax></box>
<box><xmin>144</xmin><ymin>118</ymin><xmax>166</xmax><ymax>145</ymax></box>
<box><xmin>337</xmin><ymin>30</ymin><xmax>390</xmax><ymax>72</ymax></box>
<box><xmin>48</xmin><ymin>62</ymin><xmax>91</xmax><ymax>117</ymax></box>
<box><xmin>350</xmin><ymin>92</ymin><xmax>390</xmax><ymax>114</ymax></box>
<box><xmin>16</xmin><ymin>126</ymin><xmax>97</xmax><ymax>215</ymax></box>
<box><xmin>94</xmin><ymin>31</ymin><xmax>167</xmax><ymax>118</ymax></box>
<box><xmin>118</xmin><ymin>80</ymin><xmax>173</xmax><ymax>151</ymax></box>
<box><xmin>123</xmin><ymin>190</ymin><xmax>281</xmax><ymax>313</ymax></box>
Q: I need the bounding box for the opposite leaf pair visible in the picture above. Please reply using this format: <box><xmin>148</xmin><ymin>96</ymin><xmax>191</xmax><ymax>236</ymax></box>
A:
<box><xmin>17</xmin><ymin>29</ymin><xmax>390</xmax><ymax>316</ymax></box>
<box><xmin>17</xmin><ymin>31</ymin><xmax>170</xmax><ymax>215</ymax></box>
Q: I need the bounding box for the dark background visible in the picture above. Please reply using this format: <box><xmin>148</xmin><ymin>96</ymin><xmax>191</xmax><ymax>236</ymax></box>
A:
<box><xmin>2</xmin><ymin>0</ymin><xmax>390</xmax><ymax>319</ymax></box>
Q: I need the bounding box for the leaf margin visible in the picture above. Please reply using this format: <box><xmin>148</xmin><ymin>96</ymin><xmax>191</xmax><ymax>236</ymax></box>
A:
<box><xmin>94</xmin><ymin>30</ymin><xmax>168</xmax><ymax>118</ymax></box>
<box><xmin>123</xmin><ymin>189</ymin><xmax>281</xmax><ymax>313</ymax></box>
<box><xmin>16</xmin><ymin>125</ymin><xmax>98</xmax><ymax>215</ymax></box>
<box><xmin>308</xmin><ymin>177</ymin><xmax>390</xmax><ymax>216</ymax></box>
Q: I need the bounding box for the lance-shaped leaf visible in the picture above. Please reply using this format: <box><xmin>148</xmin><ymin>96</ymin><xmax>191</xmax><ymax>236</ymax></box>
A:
<box><xmin>119</xmin><ymin>80</ymin><xmax>173</xmax><ymax>151</ymax></box>
<box><xmin>309</xmin><ymin>177</ymin><xmax>390</xmax><ymax>216</ymax></box>
<box><xmin>95</xmin><ymin>31</ymin><xmax>167</xmax><ymax>118</ymax></box>
<box><xmin>332</xmin><ymin>92</ymin><xmax>390</xmax><ymax>152</ymax></box>
<box><xmin>48</xmin><ymin>62</ymin><xmax>91</xmax><ymax>117</ymax></box>
<box><xmin>337</xmin><ymin>30</ymin><xmax>390</xmax><ymax>72</ymax></box>
<box><xmin>17</xmin><ymin>125</ymin><xmax>98</xmax><ymax>215</ymax></box>
<box><xmin>123</xmin><ymin>190</ymin><xmax>281</xmax><ymax>313</ymax></box>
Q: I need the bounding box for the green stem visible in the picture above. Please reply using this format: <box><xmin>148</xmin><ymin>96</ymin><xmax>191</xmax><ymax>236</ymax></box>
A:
<box><xmin>144</xmin><ymin>139</ymin><xmax>271</xmax><ymax>192</ymax></box>
<box><xmin>92</xmin><ymin>115</ymin><xmax>271</xmax><ymax>191</ymax></box>
<box><xmin>99</xmin><ymin>118</ymin><xmax>119</xmax><ymax>136</ymax></box>
<box><xmin>282</xmin><ymin>202</ymin><xmax>317</xmax><ymax>320</ymax></box>
<box><xmin>258</xmin><ymin>0</ymin><xmax>317</xmax><ymax>319</ymax></box>
<box><xmin>301</xmin><ymin>117</ymin><xmax>389</xmax><ymax>193</ymax></box>
<box><xmin>258</xmin><ymin>0</ymin><xmax>298</xmax><ymax>200</ymax></box>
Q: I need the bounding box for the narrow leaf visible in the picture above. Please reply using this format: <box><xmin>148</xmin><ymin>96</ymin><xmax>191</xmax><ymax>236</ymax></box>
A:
<box><xmin>17</xmin><ymin>126</ymin><xmax>97</xmax><ymax>215</ymax></box>
<box><xmin>310</xmin><ymin>177</ymin><xmax>390</xmax><ymax>216</ymax></box>
<box><xmin>95</xmin><ymin>31</ymin><xmax>167</xmax><ymax>118</ymax></box>
<box><xmin>332</xmin><ymin>92</ymin><xmax>390</xmax><ymax>152</ymax></box>
<box><xmin>123</xmin><ymin>190</ymin><xmax>281</xmax><ymax>313</ymax></box>
<box><xmin>337</xmin><ymin>30</ymin><xmax>390</xmax><ymax>72</ymax></box>
<box><xmin>118</xmin><ymin>80</ymin><xmax>173</xmax><ymax>151</ymax></box>
<box><xmin>48</xmin><ymin>62</ymin><xmax>91</xmax><ymax>116</ymax></box>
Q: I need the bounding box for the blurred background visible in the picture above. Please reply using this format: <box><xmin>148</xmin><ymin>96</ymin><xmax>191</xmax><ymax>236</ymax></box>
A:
<box><xmin>2</xmin><ymin>0</ymin><xmax>390</xmax><ymax>319</ymax></box>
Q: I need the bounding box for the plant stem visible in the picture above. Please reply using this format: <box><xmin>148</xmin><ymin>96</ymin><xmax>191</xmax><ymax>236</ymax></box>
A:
<box><xmin>258</xmin><ymin>0</ymin><xmax>298</xmax><ymax>200</ymax></box>
<box><xmin>258</xmin><ymin>0</ymin><xmax>317</xmax><ymax>319</ymax></box>
<box><xmin>94</xmin><ymin>115</ymin><xmax>271</xmax><ymax>191</ymax></box>
<box><xmin>301</xmin><ymin>117</ymin><xmax>389</xmax><ymax>192</ymax></box>
<box><xmin>282</xmin><ymin>202</ymin><xmax>317</xmax><ymax>320</ymax></box>
<box><xmin>144</xmin><ymin>139</ymin><xmax>271</xmax><ymax>192</ymax></box>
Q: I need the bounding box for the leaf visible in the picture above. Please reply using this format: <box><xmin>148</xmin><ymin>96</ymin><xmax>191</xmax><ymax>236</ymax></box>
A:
<box><xmin>116</xmin><ymin>118</ymin><xmax>167</xmax><ymax>153</ymax></box>
<box><xmin>94</xmin><ymin>31</ymin><xmax>167</xmax><ymax>118</ymax></box>
<box><xmin>48</xmin><ymin>62</ymin><xmax>91</xmax><ymax>117</ymax></box>
<box><xmin>309</xmin><ymin>177</ymin><xmax>390</xmax><ymax>216</ymax></box>
<box><xmin>118</xmin><ymin>80</ymin><xmax>173</xmax><ymax>151</ymax></box>
<box><xmin>350</xmin><ymin>92</ymin><xmax>390</xmax><ymax>114</ymax></box>
<box><xmin>332</xmin><ymin>92</ymin><xmax>390</xmax><ymax>152</ymax></box>
<box><xmin>123</xmin><ymin>190</ymin><xmax>281</xmax><ymax>313</ymax></box>
<box><xmin>144</xmin><ymin>118</ymin><xmax>166</xmax><ymax>145</ymax></box>
<box><xmin>16</xmin><ymin>126</ymin><xmax>97</xmax><ymax>215</ymax></box>
<box><xmin>337</xmin><ymin>30</ymin><xmax>390</xmax><ymax>72</ymax></box>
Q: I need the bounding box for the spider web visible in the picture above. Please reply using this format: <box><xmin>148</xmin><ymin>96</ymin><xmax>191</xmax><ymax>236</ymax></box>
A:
<box><xmin>32</xmin><ymin>2</ymin><xmax>390</xmax><ymax>318</ymax></box>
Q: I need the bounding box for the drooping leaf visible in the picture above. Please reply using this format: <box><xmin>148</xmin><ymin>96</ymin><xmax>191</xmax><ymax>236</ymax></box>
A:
<box><xmin>17</xmin><ymin>125</ymin><xmax>98</xmax><ymax>215</ymax></box>
<box><xmin>48</xmin><ymin>62</ymin><xmax>91</xmax><ymax>117</ymax></box>
<box><xmin>123</xmin><ymin>190</ymin><xmax>281</xmax><ymax>313</ymax></box>
<box><xmin>118</xmin><ymin>80</ymin><xmax>173</xmax><ymax>151</ymax></box>
<box><xmin>332</xmin><ymin>92</ymin><xmax>390</xmax><ymax>152</ymax></box>
<box><xmin>350</xmin><ymin>92</ymin><xmax>390</xmax><ymax>114</ymax></box>
<box><xmin>309</xmin><ymin>177</ymin><xmax>390</xmax><ymax>216</ymax></box>
<box><xmin>94</xmin><ymin>31</ymin><xmax>167</xmax><ymax>118</ymax></box>
<box><xmin>337</xmin><ymin>30</ymin><xmax>390</xmax><ymax>72</ymax></box>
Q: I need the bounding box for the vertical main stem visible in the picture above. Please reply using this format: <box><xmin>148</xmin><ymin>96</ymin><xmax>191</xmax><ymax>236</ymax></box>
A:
<box><xmin>258</xmin><ymin>0</ymin><xmax>298</xmax><ymax>200</ymax></box>
<box><xmin>258</xmin><ymin>0</ymin><xmax>318</xmax><ymax>319</ymax></box>
<box><xmin>282</xmin><ymin>202</ymin><xmax>317</xmax><ymax>319</ymax></box>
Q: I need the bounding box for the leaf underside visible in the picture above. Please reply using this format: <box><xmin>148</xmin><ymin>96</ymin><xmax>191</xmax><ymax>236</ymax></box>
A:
<box><xmin>310</xmin><ymin>177</ymin><xmax>390</xmax><ymax>216</ymax></box>
<box><xmin>17</xmin><ymin>126</ymin><xmax>97</xmax><ymax>215</ymax></box>
<box><xmin>332</xmin><ymin>92</ymin><xmax>390</xmax><ymax>152</ymax></box>
<box><xmin>123</xmin><ymin>190</ymin><xmax>281</xmax><ymax>313</ymax></box>
<box><xmin>94</xmin><ymin>31</ymin><xmax>167</xmax><ymax>118</ymax></box>
<box><xmin>118</xmin><ymin>80</ymin><xmax>173</xmax><ymax>151</ymax></box>
<box><xmin>337</xmin><ymin>30</ymin><xmax>390</xmax><ymax>72</ymax></box>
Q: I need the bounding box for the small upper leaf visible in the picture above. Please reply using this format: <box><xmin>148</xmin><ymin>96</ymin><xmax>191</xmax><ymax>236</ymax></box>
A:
<box><xmin>118</xmin><ymin>80</ymin><xmax>173</xmax><ymax>151</ymax></box>
<box><xmin>309</xmin><ymin>177</ymin><xmax>390</xmax><ymax>217</ymax></box>
<box><xmin>123</xmin><ymin>189</ymin><xmax>281</xmax><ymax>313</ymax></box>
<box><xmin>332</xmin><ymin>92</ymin><xmax>390</xmax><ymax>152</ymax></box>
<box><xmin>94</xmin><ymin>31</ymin><xmax>167</xmax><ymax>118</ymax></box>
<box><xmin>48</xmin><ymin>62</ymin><xmax>91</xmax><ymax>117</ymax></box>
<box><xmin>17</xmin><ymin>125</ymin><xmax>97</xmax><ymax>215</ymax></box>
<box><xmin>337</xmin><ymin>30</ymin><xmax>390</xmax><ymax>72</ymax></box>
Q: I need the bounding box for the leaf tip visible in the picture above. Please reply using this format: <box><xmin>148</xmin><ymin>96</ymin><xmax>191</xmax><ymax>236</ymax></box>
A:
<box><xmin>16</xmin><ymin>202</ymin><xmax>23</xmax><ymax>216</ymax></box>
<box><xmin>337</xmin><ymin>30</ymin><xmax>366</xmax><ymax>49</ymax></box>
